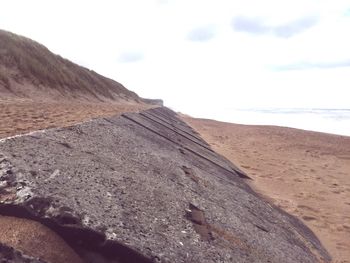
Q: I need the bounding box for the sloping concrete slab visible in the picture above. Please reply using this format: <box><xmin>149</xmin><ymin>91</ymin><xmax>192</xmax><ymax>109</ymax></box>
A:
<box><xmin>0</xmin><ymin>107</ymin><xmax>331</xmax><ymax>262</ymax></box>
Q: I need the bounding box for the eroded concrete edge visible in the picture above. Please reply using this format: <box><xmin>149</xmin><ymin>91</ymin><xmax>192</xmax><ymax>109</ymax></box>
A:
<box><xmin>0</xmin><ymin>243</ymin><xmax>46</xmax><ymax>263</ymax></box>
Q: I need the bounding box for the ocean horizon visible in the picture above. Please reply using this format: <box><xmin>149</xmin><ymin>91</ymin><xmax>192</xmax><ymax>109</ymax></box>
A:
<box><xmin>190</xmin><ymin>108</ymin><xmax>350</xmax><ymax>137</ymax></box>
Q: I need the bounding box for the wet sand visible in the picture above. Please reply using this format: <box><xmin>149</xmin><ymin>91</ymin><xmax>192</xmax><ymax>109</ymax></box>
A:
<box><xmin>183</xmin><ymin>116</ymin><xmax>350</xmax><ymax>263</ymax></box>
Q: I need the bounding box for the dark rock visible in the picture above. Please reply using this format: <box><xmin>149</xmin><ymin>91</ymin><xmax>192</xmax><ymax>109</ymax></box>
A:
<box><xmin>0</xmin><ymin>107</ymin><xmax>331</xmax><ymax>262</ymax></box>
<box><xmin>0</xmin><ymin>243</ymin><xmax>46</xmax><ymax>263</ymax></box>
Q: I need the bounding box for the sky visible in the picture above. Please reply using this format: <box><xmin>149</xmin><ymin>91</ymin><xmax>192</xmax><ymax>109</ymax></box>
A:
<box><xmin>1</xmin><ymin>0</ymin><xmax>350</xmax><ymax>119</ymax></box>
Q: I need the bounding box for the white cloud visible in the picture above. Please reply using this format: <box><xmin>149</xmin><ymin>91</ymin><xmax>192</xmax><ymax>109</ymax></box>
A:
<box><xmin>1</xmin><ymin>0</ymin><xmax>350</xmax><ymax>118</ymax></box>
<box><xmin>232</xmin><ymin>16</ymin><xmax>319</xmax><ymax>38</ymax></box>
<box><xmin>187</xmin><ymin>25</ymin><xmax>217</xmax><ymax>42</ymax></box>
<box><xmin>118</xmin><ymin>51</ymin><xmax>144</xmax><ymax>63</ymax></box>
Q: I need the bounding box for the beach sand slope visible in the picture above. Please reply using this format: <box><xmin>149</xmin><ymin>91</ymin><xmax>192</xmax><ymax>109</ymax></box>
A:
<box><xmin>183</xmin><ymin>116</ymin><xmax>350</xmax><ymax>263</ymax></box>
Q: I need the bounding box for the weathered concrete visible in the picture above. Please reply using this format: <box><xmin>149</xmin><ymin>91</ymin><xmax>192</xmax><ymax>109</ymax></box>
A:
<box><xmin>0</xmin><ymin>107</ymin><xmax>331</xmax><ymax>262</ymax></box>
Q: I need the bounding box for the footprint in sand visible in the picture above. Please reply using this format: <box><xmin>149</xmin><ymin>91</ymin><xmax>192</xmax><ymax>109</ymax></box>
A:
<box><xmin>336</xmin><ymin>241</ymin><xmax>349</xmax><ymax>250</ymax></box>
<box><xmin>302</xmin><ymin>215</ymin><xmax>317</xmax><ymax>221</ymax></box>
<box><xmin>293</xmin><ymin>178</ymin><xmax>303</xmax><ymax>182</ymax></box>
<box><xmin>297</xmin><ymin>205</ymin><xmax>319</xmax><ymax>213</ymax></box>
<box><xmin>342</xmin><ymin>225</ymin><xmax>350</xmax><ymax>232</ymax></box>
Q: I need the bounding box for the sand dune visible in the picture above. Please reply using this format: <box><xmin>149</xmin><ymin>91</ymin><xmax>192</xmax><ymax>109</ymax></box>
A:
<box><xmin>183</xmin><ymin>116</ymin><xmax>350</xmax><ymax>263</ymax></box>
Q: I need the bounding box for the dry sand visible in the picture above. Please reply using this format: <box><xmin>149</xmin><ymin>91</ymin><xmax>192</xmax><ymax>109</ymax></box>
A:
<box><xmin>0</xmin><ymin>98</ymin><xmax>152</xmax><ymax>139</ymax></box>
<box><xmin>183</xmin><ymin>116</ymin><xmax>350</xmax><ymax>263</ymax></box>
<box><xmin>0</xmin><ymin>216</ymin><xmax>83</xmax><ymax>263</ymax></box>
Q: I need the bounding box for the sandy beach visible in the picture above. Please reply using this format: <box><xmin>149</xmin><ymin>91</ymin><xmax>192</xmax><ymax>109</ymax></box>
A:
<box><xmin>183</xmin><ymin>116</ymin><xmax>350</xmax><ymax>263</ymax></box>
<box><xmin>0</xmin><ymin>99</ymin><xmax>151</xmax><ymax>139</ymax></box>
<box><xmin>0</xmin><ymin>100</ymin><xmax>349</xmax><ymax>262</ymax></box>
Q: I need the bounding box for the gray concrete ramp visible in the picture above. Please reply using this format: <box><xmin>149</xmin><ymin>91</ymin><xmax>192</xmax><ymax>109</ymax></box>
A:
<box><xmin>0</xmin><ymin>107</ymin><xmax>331</xmax><ymax>262</ymax></box>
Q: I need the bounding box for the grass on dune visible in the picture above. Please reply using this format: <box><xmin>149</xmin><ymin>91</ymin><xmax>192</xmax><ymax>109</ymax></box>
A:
<box><xmin>0</xmin><ymin>29</ymin><xmax>139</xmax><ymax>101</ymax></box>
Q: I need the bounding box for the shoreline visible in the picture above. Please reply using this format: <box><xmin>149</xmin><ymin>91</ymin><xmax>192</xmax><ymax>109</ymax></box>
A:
<box><xmin>184</xmin><ymin>107</ymin><xmax>350</xmax><ymax>137</ymax></box>
<box><xmin>183</xmin><ymin>116</ymin><xmax>350</xmax><ymax>263</ymax></box>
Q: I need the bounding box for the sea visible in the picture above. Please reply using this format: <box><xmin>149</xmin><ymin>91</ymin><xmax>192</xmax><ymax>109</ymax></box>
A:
<box><xmin>197</xmin><ymin>108</ymin><xmax>350</xmax><ymax>137</ymax></box>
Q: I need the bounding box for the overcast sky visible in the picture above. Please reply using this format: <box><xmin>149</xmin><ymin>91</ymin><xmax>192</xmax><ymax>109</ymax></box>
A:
<box><xmin>1</xmin><ymin>0</ymin><xmax>350</xmax><ymax>117</ymax></box>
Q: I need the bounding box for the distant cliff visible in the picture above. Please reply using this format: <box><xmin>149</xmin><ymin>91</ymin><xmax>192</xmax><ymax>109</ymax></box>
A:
<box><xmin>141</xmin><ymin>98</ymin><xmax>164</xmax><ymax>106</ymax></box>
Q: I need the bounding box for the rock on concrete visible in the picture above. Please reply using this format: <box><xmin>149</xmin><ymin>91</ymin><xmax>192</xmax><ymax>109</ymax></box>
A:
<box><xmin>0</xmin><ymin>107</ymin><xmax>331</xmax><ymax>262</ymax></box>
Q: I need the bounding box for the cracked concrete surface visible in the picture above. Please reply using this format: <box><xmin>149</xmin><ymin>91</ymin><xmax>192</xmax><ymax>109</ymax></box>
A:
<box><xmin>0</xmin><ymin>107</ymin><xmax>331</xmax><ymax>262</ymax></box>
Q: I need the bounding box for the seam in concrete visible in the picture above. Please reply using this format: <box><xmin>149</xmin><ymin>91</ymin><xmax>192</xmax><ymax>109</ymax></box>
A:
<box><xmin>143</xmin><ymin>111</ymin><xmax>211</xmax><ymax>148</ymax></box>
<box><xmin>121</xmin><ymin>114</ymin><xmax>251</xmax><ymax>180</ymax></box>
<box><xmin>140</xmin><ymin>112</ymin><xmax>214</xmax><ymax>152</ymax></box>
